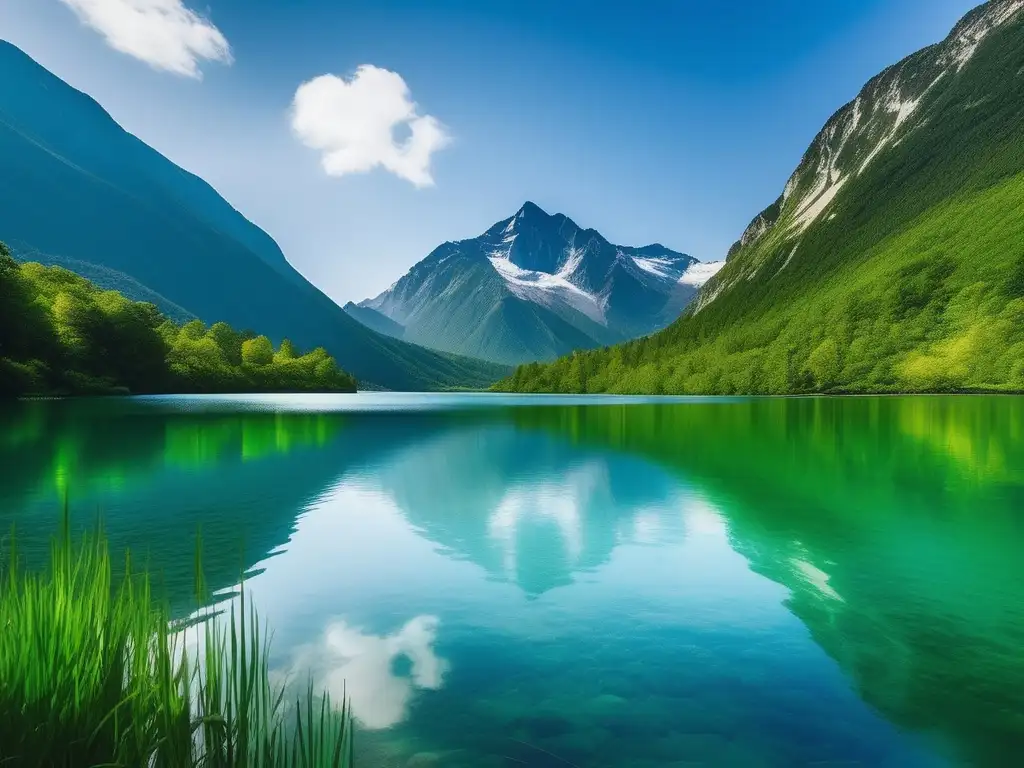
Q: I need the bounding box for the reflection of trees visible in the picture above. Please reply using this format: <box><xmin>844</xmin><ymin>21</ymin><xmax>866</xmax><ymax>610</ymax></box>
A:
<box><xmin>0</xmin><ymin>400</ymin><xmax>368</xmax><ymax>612</ymax></box>
<box><xmin>0</xmin><ymin>399</ymin><xmax>343</xmax><ymax>502</ymax></box>
<box><xmin>8</xmin><ymin>396</ymin><xmax>1021</xmax><ymax>761</ymax></box>
<box><xmin>515</xmin><ymin>397</ymin><xmax>1024</xmax><ymax>766</ymax></box>
<box><xmin>0</xmin><ymin>401</ymin><xmax>692</xmax><ymax>604</ymax></box>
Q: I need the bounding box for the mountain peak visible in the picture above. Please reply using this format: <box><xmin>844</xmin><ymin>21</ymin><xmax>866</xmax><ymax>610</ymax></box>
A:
<box><xmin>359</xmin><ymin>203</ymin><xmax>721</xmax><ymax>365</ymax></box>
<box><xmin>485</xmin><ymin>201</ymin><xmax>563</xmax><ymax>245</ymax></box>
<box><xmin>517</xmin><ymin>200</ymin><xmax>549</xmax><ymax>218</ymax></box>
<box><xmin>503</xmin><ymin>201</ymin><xmax>560</xmax><ymax>233</ymax></box>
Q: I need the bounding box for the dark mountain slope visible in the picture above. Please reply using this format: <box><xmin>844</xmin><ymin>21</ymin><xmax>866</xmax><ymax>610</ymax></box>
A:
<box><xmin>342</xmin><ymin>302</ymin><xmax>405</xmax><ymax>339</ymax></box>
<box><xmin>0</xmin><ymin>40</ymin><xmax>506</xmax><ymax>391</ymax></box>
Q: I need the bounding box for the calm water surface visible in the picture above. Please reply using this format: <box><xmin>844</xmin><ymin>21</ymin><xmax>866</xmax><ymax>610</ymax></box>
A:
<box><xmin>2</xmin><ymin>394</ymin><xmax>1023</xmax><ymax>767</ymax></box>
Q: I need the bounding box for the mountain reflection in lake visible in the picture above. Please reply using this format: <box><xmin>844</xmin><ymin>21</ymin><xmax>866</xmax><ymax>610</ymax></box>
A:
<box><xmin>2</xmin><ymin>394</ymin><xmax>1022</xmax><ymax>767</ymax></box>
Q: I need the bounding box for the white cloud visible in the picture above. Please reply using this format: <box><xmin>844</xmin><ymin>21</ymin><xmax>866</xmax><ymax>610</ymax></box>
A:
<box><xmin>290</xmin><ymin>66</ymin><xmax>452</xmax><ymax>188</ymax></box>
<box><xmin>57</xmin><ymin>0</ymin><xmax>232</xmax><ymax>79</ymax></box>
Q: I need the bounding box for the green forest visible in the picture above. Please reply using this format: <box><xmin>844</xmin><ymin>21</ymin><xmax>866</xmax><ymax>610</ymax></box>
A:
<box><xmin>500</xmin><ymin>11</ymin><xmax>1024</xmax><ymax>397</ymax></box>
<box><xmin>500</xmin><ymin>175</ymin><xmax>1024</xmax><ymax>396</ymax></box>
<box><xmin>0</xmin><ymin>241</ymin><xmax>357</xmax><ymax>397</ymax></box>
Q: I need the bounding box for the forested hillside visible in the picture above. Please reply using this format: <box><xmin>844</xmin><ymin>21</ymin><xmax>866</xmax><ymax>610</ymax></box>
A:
<box><xmin>0</xmin><ymin>242</ymin><xmax>356</xmax><ymax>397</ymax></box>
<box><xmin>500</xmin><ymin>0</ymin><xmax>1024</xmax><ymax>395</ymax></box>
<box><xmin>0</xmin><ymin>40</ymin><xmax>506</xmax><ymax>392</ymax></box>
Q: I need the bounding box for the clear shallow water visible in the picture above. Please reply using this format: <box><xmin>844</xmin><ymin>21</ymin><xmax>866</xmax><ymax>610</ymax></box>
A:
<box><xmin>2</xmin><ymin>394</ymin><xmax>1023</xmax><ymax>766</ymax></box>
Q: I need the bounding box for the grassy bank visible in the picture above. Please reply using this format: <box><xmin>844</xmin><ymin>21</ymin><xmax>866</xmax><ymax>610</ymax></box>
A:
<box><xmin>0</xmin><ymin>511</ymin><xmax>353</xmax><ymax>767</ymax></box>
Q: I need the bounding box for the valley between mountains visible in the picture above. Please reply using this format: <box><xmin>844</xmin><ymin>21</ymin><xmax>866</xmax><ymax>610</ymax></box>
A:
<box><xmin>3</xmin><ymin>0</ymin><xmax>1024</xmax><ymax>396</ymax></box>
<box><xmin>501</xmin><ymin>0</ymin><xmax>1024</xmax><ymax>395</ymax></box>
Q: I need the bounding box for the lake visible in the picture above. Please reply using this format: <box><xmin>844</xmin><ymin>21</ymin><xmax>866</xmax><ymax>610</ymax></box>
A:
<box><xmin>1</xmin><ymin>393</ymin><xmax>1023</xmax><ymax>767</ymax></box>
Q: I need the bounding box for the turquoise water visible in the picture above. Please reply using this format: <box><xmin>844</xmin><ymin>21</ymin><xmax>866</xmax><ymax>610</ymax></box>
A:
<box><xmin>2</xmin><ymin>394</ymin><xmax>1023</xmax><ymax>766</ymax></box>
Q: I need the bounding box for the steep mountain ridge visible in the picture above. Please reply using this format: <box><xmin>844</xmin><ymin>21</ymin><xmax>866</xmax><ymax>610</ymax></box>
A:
<box><xmin>0</xmin><ymin>40</ymin><xmax>507</xmax><ymax>391</ymax></box>
<box><xmin>704</xmin><ymin>0</ymin><xmax>1024</xmax><ymax>310</ymax></box>
<box><xmin>342</xmin><ymin>302</ymin><xmax>405</xmax><ymax>339</ymax></box>
<box><xmin>502</xmin><ymin>0</ymin><xmax>1024</xmax><ymax>395</ymax></box>
<box><xmin>358</xmin><ymin>202</ymin><xmax>723</xmax><ymax>364</ymax></box>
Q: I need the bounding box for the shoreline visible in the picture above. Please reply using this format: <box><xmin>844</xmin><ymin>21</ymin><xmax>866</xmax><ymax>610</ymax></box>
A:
<box><xmin>7</xmin><ymin>388</ymin><xmax>1024</xmax><ymax>405</ymax></box>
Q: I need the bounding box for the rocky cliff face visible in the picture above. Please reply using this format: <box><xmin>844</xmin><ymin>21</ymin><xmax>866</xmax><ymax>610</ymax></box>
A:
<box><xmin>701</xmin><ymin>0</ymin><xmax>1024</xmax><ymax>311</ymax></box>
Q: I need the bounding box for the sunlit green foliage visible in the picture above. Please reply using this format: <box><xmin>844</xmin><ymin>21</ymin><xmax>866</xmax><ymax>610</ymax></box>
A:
<box><xmin>0</xmin><ymin>508</ymin><xmax>354</xmax><ymax>767</ymax></box>
<box><xmin>0</xmin><ymin>244</ymin><xmax>357</xmax><ymax>397</ymax></box>
<box><xmin>500</xmin><ymin>13</ymin><xmax>1024</xmax><ymax>396</ymax></box>
<box><xmin>501</xmin><ymin>175</ymin><xmax>1024</xmax><ymax>395</ymax></box>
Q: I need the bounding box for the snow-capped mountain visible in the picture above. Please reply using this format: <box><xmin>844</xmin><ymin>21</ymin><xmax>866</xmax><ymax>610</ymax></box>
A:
<box><xmin>350</xmin><ymin>202</ymin><xmax>723</xmax><ymax>364</ymax></box>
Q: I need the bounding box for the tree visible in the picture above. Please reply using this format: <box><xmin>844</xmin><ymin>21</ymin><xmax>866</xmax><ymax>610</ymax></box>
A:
<box><xmin>180</xmin><ymin>319</ymin><xmax>207</xmax><ymax>341</ymax></box>
<box><xmin>105</xmin><ymin>302</ymin><xmax>170</xmax><ymax>392</ymax></box>
<box><xmin>52</xmin><ymin>291</ymin><xmax>102</xmax><ymax>363</ymax></box>
<box><xmin>313</xmin><ymin>358</ymin><xmax>339</xmax><ymax>384</ymax></box>
<box><xmin>0</xmin><ymin>249</ymin><xmax>357</xmax><ymax>397</ymax></box>
<box><xmin>207</xmin><ymin>322</ymin><xmax>243</xmax><ymax>366</ymax></box>
<box><xmin>168</xmin><ymin>336</ymin><xmax>232</xmax><ymax>390</ymax></box>
<box><xmin>241</xmin><ymin>335</ymin><xmax>274</xmax><ymax>366</ymax></box>
<box><xmin>0</xmin><ymin>241</ymin><xmax>16</xmax><ymax>274</ymax></box>
<box><xmin>0</xmin><ymin>358</ymin><xmax>46</xmax><ymax>397</ymax></box>
<box><xmin>808</xmin><ymin>337</ymin><xmax>842</xmax><ymax>389</ymax></box>
<box><xmin>274</xmin><ymin>339</ymin><xmax>298</xmax><ymax>363</ymax></box>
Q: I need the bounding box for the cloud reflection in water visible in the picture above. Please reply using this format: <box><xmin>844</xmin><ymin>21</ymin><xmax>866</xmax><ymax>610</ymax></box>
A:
<box><xmin>285</xmin><ymin>615</ymin><xmax>448</xmax><ymax>730</ymax></box>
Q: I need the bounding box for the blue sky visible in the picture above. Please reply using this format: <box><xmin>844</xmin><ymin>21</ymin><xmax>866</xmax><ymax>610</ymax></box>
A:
<box><xmin>0</xmin><ymin>0</ymin><xmax>981</xmax><ymax>304</ymax></box>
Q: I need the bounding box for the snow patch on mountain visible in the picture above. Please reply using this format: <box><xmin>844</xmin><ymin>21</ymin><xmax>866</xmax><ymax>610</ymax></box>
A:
<box><xmin>679</xmin><ymin>260</ymin><xmax>726</xmax><ymax>286</ymax></box>
<box><xmin>485</xmin><ymin>248</ymin><xmax>722</xmax><ymax>328</ymax></box>
<box><xmin>633</xmin><ymin>255</ymin><xmax>684</xmax><ymax>280</ymax></box>
<box><xmin>488</xmin><ymin>255</ymin><xmax>607</xmax><ymax>324</ymax></box>
<box><xmin>557</xmin><ymin>245</ymin><xmax>585</xmax><ymax>280</ymax></box>
<box><xmin>945</xmin><ymin>0</ymin><xmax>1024</xmax><ymax>70</ymax></box>
<box><xmin>793</xmin><ymin>177</ymin><xmax>846</xmax><ymax>232</ymax></box>
<box><xmin>776</xmin><ymin>1</ymin><xmax>1024</xmax><ymax>236</ymax></box>
<box><xmin>857</xmin><ymin>73</ymin><xmax>943</xmax><ymax>174</ymax></box>
<box><xmin>487</xmin><ymin>231</ymin><xmax>517</xmax><ymax>260</ymax></box>
<box><xmin>788</xmin><ymin>99</ymin><xmax>860</xmax><ymax>233</ymax></box>
<box><xmin>486</xmin><ymin>236</ymin><xmax>719</xmax><ymax>315</ymax></box>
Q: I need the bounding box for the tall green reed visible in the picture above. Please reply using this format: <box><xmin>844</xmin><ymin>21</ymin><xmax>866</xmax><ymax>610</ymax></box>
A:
<box><xmin>0</xmin><ymin>505</ymin><xmax>354</xmax><ymax>767</ymax></box>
